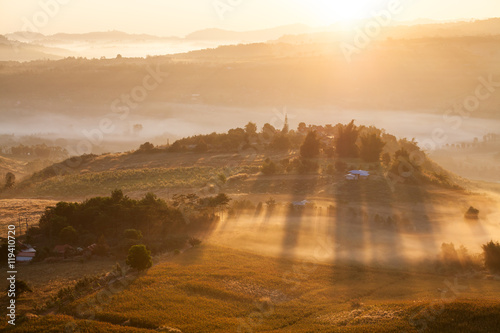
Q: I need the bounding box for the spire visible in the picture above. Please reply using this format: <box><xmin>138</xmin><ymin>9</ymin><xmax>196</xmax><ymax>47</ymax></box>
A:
<box><xmin>282</xmin><ymin>113</ymin><xmax>289</xmax><ymax>134</ymax></box>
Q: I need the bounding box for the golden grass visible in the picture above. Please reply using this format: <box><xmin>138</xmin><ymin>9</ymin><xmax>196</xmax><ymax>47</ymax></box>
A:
<box><xmin>37</xmin><ymin>245</ymin><xmax>500</xmax><ymax>332</ymax></box>
<box><xmin>0</xmin><ymin>199</ymin><xmax>57</xmax><ymax>237</ymax></box>
<box><xmin>0</xmin><ymin>257</ymin><xmax>119</xmax><ymax>316</ymax></box>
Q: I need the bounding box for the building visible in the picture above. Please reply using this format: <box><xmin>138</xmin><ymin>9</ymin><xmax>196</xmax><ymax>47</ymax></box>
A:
<box><xmin>345</xmin><ymin>170</ymin><xmax>370</xmax><ymax>180</ymax></box>
<box><xmin>16</xmin><ymin>246</ymin><xmax>36</xmax><ymax>262</ymax></box>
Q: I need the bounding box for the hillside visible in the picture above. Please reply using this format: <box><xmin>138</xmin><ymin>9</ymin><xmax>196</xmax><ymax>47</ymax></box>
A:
<box><xmin>2</xmin><ymin>120</ymin><xmax>468</xmax><ymax>200</ymax></box>
<box><xmin>1</xmin><ymin>19</ymin><xmax>500</xmax><ymax>118</ymax></box>
<box><xmin>4</xmin><ymin>245</ymin><xmax>500</xmax><ymax>332</ymax></box>
<box><xmin>0</xmin><ymin>35</ymin><xmax>70</xmax><ymax>62</ymax></box>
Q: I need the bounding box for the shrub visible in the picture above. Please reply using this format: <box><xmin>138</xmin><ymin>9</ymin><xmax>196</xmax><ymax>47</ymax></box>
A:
<box><xmin>465</xmin><ymin>206</ymin><xmax>479</xmax><ymax>219</ymax></box>
<box><xmin>381</xmin><ymin>152</ymin><xmax>391</xmax><ymax>166</ymax></box>
<box><xmin>218</xmin><ymin>173</ymin><xmax>227</xmax><ymax>184</ymax></box>
<box><xmin>32</xmin><ymin>246</ymin><xmax>50</xmax><ymax>263</ymax></box>
<box><xmin>4</xmin><ymin>172</ymin><xmax>15</xmax><ymax>189</ymax></box>
<box><xmin>123</xmin><ymin>229</ymin><xmax>143</xmax><ymax>241</ymax></box>
<box><xmin>126</xmin><ymin>244</ymin><xmax>152</xmax><ymax>271</ymax></box>
<box><xmin>59</xmin><ymin>226</ymin><xmax>78</xmax><ymax>245</ymax></box>
<box><xmin>266</xmin><ymin>197</ymin><xmax>276</xmax><ymax>211</ymax></box>
<box><xmin>261</xmin><ymin>159</ymin><xmax>277</xmax><ymax>175</ymax></box>
<box><xmin>441</xmin><ymin>243</ymin><xmax>460</xmax><ymax>267</ymax></box>
<box><xmin>7</xmin><ymin>280</ymin><xmax>33</xmax><ymax>296</ymax></box>
<box><xmin>300</xmin><ymin>131</ymin><xmax>320</xmax><ymax>158</ymax></box>
<box><xmin>188</xmin><ymin>237</ymin><xmax>202</xmax><ymax>247</ymax></box>
<box><xmin>360</xmin><ymin>133</ymin><xmax>385</xmax><ymax>162</ymax></box>
<box><xmin>139</xmin><ymin>142</ymin><xmax>154</xmax><ymax>151</ymax></box>
<box><xmin>93</xmin><ymin>235</ymin><xmax>110</xmax><ymax>256</ymax></box>
<box><xmin>482</xmin><ymin>240</ymin><xmax>500</xmax><ymax>272</ymax></box>
<box><xmin>231</xmin><ymin>199</ymin><xmax>255</xmax><ymax>211</ymax></box>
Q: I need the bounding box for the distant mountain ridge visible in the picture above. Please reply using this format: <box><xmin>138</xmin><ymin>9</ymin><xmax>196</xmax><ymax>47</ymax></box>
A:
<box><xmin>3</xmin><ymin>18</ymin><xmax>500</xmax><ymax>61</ymax></box>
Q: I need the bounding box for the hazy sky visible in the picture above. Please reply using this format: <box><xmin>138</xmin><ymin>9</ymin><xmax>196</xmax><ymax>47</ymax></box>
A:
<box><xmin>1</xmin><ymin>0</ymin><xmax>499</xmax><ymax>36</ymax></box>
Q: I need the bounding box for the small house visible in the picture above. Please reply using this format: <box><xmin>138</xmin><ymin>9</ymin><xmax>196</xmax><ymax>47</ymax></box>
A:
<box><xmin>345</xmin><ymin>170</ymin><xmax>370</xmax><ymax>180</ymax></box>
<box><xmin>16</xmin><ymin>247</ymin><xmax>36</xmax><ymax>262</ymax></box>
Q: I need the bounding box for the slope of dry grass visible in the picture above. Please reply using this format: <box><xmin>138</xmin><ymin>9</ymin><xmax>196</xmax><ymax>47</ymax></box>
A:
<box><xmin>14</xmin><ymin>245</ymin><xmax>494</xmax><ymax>333</ymax></box>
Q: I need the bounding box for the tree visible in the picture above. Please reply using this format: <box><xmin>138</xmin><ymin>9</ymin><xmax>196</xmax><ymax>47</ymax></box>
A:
<box><xmin>214</xmin><ymin>193</ymin><xmax>231</xmax><ymax>210</ymax></box>
<box><xmin>300</xmin><ymin>131</ymin><xmax>320</xmax><ymax>158</ymax></box>
<box><xmin>245</xmin><ymin>122</ymin><xmax>257</xmax><ymax>136</ymax></box>
<box><xmin>93</xmin><ymin>235</ymin><xmax>109</xmax><ymax>256</ymax></box>
<box><xmin>390</xmin><ymin>148</ymin><xmax>420</xmax><ymax>176</ymax></box>
<box><xmin>359</xmin><ymin>134</ymin><xmax>386</xmax><ymax>162</ymax></box>
<box><xmin>124</xmin><ymin>229</ymin><xmax>143</xmax><ymax>241</ymax></box>
<box><xmin>139</xmin><ymin>142</ymin><xmax>154</xmax><ymax>151</ymax></box>
<box><xmin>482</xmin><ymin>240</ymin><xmax>500</xmax><ymax>272</ymax></box>
<box><xmin>111</xmin><ymin>189</ymin><xmax>124</xmax><ymax>202</ymax></box>
<box><xmin>126</xmin><ymin>244</ymin><xmax>152</xmax><ymax>271</ymax></box>
<box><xmin>261</xmin><ymin>159</ymin><xmax>277</xmax><ymax>175</ymax></box>
<box><xmin>334</xmin><ymin>120</ymin><xmax>359</xmax><ymax>158</ymax></box>
<box><xmin>59</xmin><ymin>226</ymin><xmax>78</xmax><ymax>245</ymax></box>
<box><xmin>465</xmin><ymin>206</ymin><xmax>479</xmax><ymax>220</ymax></box>
<box><xmin>266</xmin><ymin>197</ymin><xmax>276</xmax><ymax>211</ymax></box>
<box><xmin>381</xmin><ymin>152</ymin><xmax>391</xmax><ymax>166</ymax></box>
<box><xmin>262</xmin><ymin>123</ymin><xmax>276</xmax><ymax>138</ymax></box>
<box><xmin>270</xmin><ymin>134</ymin><xmax>290</xmax><ymax>151</ymax></box>
<box><xmin>297</xmin><ymin>122</ymin><xmax>307</xmax><ymax>133</ymax></box>
<box><xmin>4</xmin><ymin>172</ymin><xmax>15</xmax><ymax>189</ymax></box>
<box><xmin>194</xmin><ymin>139</ymin><xmax>208</xmax><ymax>153</ymax></box>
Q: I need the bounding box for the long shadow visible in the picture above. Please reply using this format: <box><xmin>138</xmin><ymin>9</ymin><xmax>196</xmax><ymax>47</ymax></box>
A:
<box><xmin>279</xmin><ymin>174</ymin><xmax>319</xmax><ymax>260</ymax></box>
<box><xmin>331</xmin><ymin>172</ymin><xmax>411</xmax><ymax>299</ymax></box>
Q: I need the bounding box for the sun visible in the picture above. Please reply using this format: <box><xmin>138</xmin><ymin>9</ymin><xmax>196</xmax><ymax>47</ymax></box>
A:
<box><xmin>302</xmin><ymin>0</ymin><xmax>386</xmax><ymax>27</ymax></box>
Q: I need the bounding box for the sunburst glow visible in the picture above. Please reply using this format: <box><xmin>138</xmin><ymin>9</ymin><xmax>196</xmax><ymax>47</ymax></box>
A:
<box><xmin>300</xmin><ymin>0</ymin><xmax>389</xmax><ymax>26</ymax></box>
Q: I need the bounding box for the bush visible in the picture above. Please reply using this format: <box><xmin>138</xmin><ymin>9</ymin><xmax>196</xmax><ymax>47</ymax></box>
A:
<box><xmin>126</xmin><ymin>245</ymin><xmax>152</xmax><ymax>271</ymax></box>
<box><xmin>465</xmin><ymin>206</ymin><xmax>479</xmax><ymax>219</ymax></box>
<box><xmin>123</xmin><ymin>229</ymin><xmax>143</xmax><ymax>241</ymax></box>
<box><xmin>441</xmin><ymin>243</ymin><xmax>460</xmax><ymax>268</ymax></box>
<box><xmin>6</xmin><ymin>280</ymin><xmax>33</xmax><ymax>296</ymax></box>
<box><xmin>188</xmin><ymin>237</ymin><xmax>202</xmax><ymax>247</ymax></box>
<box><xmin>93</xmin><ymin>235</ymin><xmax>110</xmax><ymax>256</ymax></box>
<box><xmin>231</xmin><ymin>199</ymin><xmax>255</xmax><ymax>211</ymax></box>
<box><xmin>381</xmin><ymin>152</ymin><xmax>391</xmax><ymax>166</ymax></box>
<box><xmin>266</xmin><ymin>197</ymin><xmax>277</xmax><ymax>211</ymax></box>
<box><xmin>300</xmin><ymin>131</ymin><xmax>320</xmax><ymax>158</ymax></box>
<box><xmin>59</xmin><ymin>226</ymin><xmax>78</xmax><ymax>245</ymax></box>
<box><xmin>482</xmin><ymin>240</ymin><xmax>500</xmax><ymax>272</ymax></box>
<box><xmin>360</xmin><ymin>134</ymin><xmax>385</xmax><ymax>162</ymax></box>
<box><xmin>261</xmin><ymin>159</ymin><xmax>277</xmax><ymax>175</ymax></box>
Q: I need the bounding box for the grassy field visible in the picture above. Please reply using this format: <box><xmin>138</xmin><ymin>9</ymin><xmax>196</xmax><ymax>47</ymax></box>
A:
<box><xmin>6</xmin><ymin>244</ymin><xmax>499</xmax><ymax>332</ymax></box>
<box><xmin>0</xmin><ymin>199</ymin><xmax>57</xmax><ymax>237</ymax></box>
<box><xmin>0</xmin><ymin>257</ymin><xmax>119</xmax><ymax>316</ymax></box>
<box><xmin>12</xmin><ymin>166</ymin><xmax>258</xmax><ymax>199</ymax></box>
